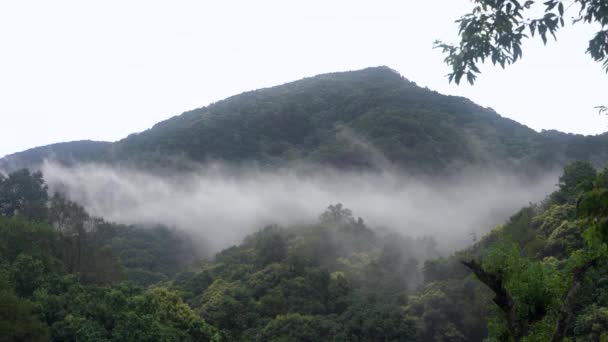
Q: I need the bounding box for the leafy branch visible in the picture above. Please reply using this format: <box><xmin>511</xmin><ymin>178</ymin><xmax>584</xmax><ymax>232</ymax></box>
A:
<box><xmin>437</xmin><ymin>0</ymin><xmax>608</xmax><ymax>84</ymax></box>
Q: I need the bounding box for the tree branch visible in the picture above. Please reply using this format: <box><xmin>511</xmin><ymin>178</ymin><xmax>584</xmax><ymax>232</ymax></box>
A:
<box><xmin>461</xmin><ymin>259</ymin><xmax>522</xmax><ymax>339</ymax></box>
<box><xmin>463</xmin><ymin>256</ymin><xmax>600</xmax><ymax>342</ymax></box>
<box><xmin>550</xmin><ymin>257</ymin><xmax>600</xmax><ymax>342</ymax></box>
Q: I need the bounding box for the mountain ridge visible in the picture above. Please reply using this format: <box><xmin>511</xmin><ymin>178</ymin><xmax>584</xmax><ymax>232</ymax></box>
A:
<box><xmin>2</xmin><ymin>66</ymin><xmax>607</xmax><ymax>174</ymax></box>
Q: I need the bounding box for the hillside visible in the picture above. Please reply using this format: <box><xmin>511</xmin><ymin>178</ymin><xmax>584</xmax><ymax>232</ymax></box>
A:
<box><xmin>2</xmin><ymin>158</ymin><xmax>608</xmax><ymax>340</ymax></box>
<box><xmin>0</xmin><ymin>140</ymin><xmax>110</xmax><ymax>173</ymax></box>
<box><xmin>2</xmin><ymin>68</ymin><xmax>608</xmax><ymax>342</ymax></box>
<box><xmin>2</xmin><ymin>67</ymin><xmax>608</xmax><ymax>174</ymax></box>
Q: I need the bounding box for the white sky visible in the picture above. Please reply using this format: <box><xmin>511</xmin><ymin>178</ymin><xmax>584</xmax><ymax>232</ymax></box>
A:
<box><xmin>1</xmin><ymin>0</ymin><xmax>607</xmax><ymax>158</ymax></box>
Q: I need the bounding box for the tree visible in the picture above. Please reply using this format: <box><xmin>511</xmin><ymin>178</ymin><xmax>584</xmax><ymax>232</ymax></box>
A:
<box><xmin>48</xmin><ymin>193</ymin><xmax>89</xmax><ymax>274</ymax></box>
<box><xmin>338</xmin><ymin>299</ymin><xmax>417</xmax><ymax>342</ymax></box>
<box><xmin>198</xmin><ymin>279</ymin><xmax>255</xmax><ymax>338</ymax></box>
<box><xmin>254</xmin><ymin>226</ymin><xmax>288</xmax><ymax>266</ymax></box>
<box><xmin>0</xmin><ymin>216</ymin><xmax>60</xmax><ymax>264</ymax></box>
<box><xmin>461</xmin><ymin>245</ymin><xmax>600</xmax><ymax>341</ymax></box>
<box><xmin>260</xmin><ymin>313</ymin><xmax>323</xmax><ymax>342</ymax></box>
<box><xmin>0</xmin><ymin>284</ymin><xmax>50</xmax><ymax>342</ymax></box>
<box><xmin>550</xmin><ymin>161</ymin><xmax>597</xmax><ymax>204</ymax></box>
<box><xmin>0</xmin><ymin>170</ymin><xmax>48</xmax><ymax>221</ymax></box>
<box><xmin>436</xmin><ymin>0</ymin><xmax>608</xmax><ymax>84</ymax></box>
<box><xmin>460</xmin><ymin>164</ymin><xmax>608</xmax><ymax>340</ymax></box>
<box><xmin>319</xmin><ymin>203</ymin><xmax>356</xmax><ymax>225</ymax></box>
<box><xmin>51</xmin><ymin>314</ymin><xmax>107</xmax><ymax>342</ymax></box>
<box><xmin>10</xmin><ymin>254</ymin><xmax>48</xmax><ymax>297</ymax></box>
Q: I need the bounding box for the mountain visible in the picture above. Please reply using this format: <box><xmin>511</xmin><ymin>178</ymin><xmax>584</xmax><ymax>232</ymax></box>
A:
<box><xmin>3</xmin><ymin>67</ymin><xmax>608</xmax><ymax>341</ymax></box>
<box><xmin>3</xmin><ymin>155</ymin><xmax>607</xmax><ymax>340</ymax></box>
<box><xmin>3</xmin><ymin>66</ymin><xmax>608</xmax><ymax>174</ymax></box>
<box><xmin>0</xmin><ymin>140</ymin><xmax>110</xmax><ymax>173</ymax></box>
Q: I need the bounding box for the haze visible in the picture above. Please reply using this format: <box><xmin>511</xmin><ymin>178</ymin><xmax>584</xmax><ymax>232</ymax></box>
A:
<box><xmin>1</xmin><ymin>0</ymin><xmax>607</xmax><ymax>158</ymax></box>
<box><xmin>41</xmin><ymin>161</ymin><xmax>559</xmax><ymax>254</ymax></box>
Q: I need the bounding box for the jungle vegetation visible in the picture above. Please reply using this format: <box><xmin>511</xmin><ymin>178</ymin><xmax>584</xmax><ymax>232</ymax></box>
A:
<box><xmin>2</xmin><ymin>160</ymin><xmax>608</xmax><ymax>341</ymax></box>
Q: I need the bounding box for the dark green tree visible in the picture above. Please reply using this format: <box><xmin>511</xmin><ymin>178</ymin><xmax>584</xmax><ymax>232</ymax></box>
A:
<box><xmin>551</xmin><ymin>160</ymin><xmax>597</xmax><ymax>204</ymax></box>
<box><xmin>48</xmin><ymin>193</ymin><xmax>89</xmax><ymax>274</ymax></box>
<box><xmin>0</xmin><ymin>283</ymin><xmax>50</xmax><ymax>342</ymax></box>
<box><xmin>260</xmin><ymin>313</ymin><xmax>324</xmax><ymax>342</ymax></box>
<box><xmin>0</xmin><ymin>170</ymin><xmax>48</xmax><ymax>221</ymax></box>
<box><xmin>254</xmin><ymin>225</ymin><xmax>288</xmax><ymax>266</ymax></box>
<box><xmin>459</xmin><ymin>163</ymin><xmax>608</xmax><ymax>341</ymax></box>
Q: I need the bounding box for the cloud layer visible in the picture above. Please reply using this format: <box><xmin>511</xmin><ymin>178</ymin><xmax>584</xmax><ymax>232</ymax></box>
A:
<box><xmin>41</xmin><ymin>161</ymin><xmax>559</xmax><ymax>254</ymax></box>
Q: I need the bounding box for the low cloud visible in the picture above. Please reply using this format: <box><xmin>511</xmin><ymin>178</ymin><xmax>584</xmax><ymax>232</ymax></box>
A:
<box><xmin>41</xmin><ymin>161</ymin><xmax>559</xmax><ymax>254</ymax></box>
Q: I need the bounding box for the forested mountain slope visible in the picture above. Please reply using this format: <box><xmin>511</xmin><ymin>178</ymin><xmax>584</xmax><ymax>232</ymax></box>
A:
<box><xmin>105</xmin><ymin>66</ymin><xmax>541</xmax><ymax>173</ymax></box>
<box><xmin>411</xmin><ymin>161</ymin><xmax>608</xmax><ymax>340</ymax></box>
<box><xmin>0</xmin><ymin>141</ymin><xmax>110</xmax><ymax>173</ymax></box>
<box><xmin>3</xmin><ymin>67</ymin><xmax>608</xmax><ymax>174</ymax></box>
<box><xmin>3</xmin><ymin>160</ymin><xmax>608</xmax><ymax>340</ymax></box>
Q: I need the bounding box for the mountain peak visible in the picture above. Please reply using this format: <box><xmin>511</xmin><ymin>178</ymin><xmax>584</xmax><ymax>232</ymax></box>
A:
<box><xmin>309</xmin><ymin>65</ymin><xmax>407</xmax><ymax>84</ymax></box>
<box><xmin>3</xmin><ymin>67</ymin><xmax>608</xmax><ymax>174</ymax></box>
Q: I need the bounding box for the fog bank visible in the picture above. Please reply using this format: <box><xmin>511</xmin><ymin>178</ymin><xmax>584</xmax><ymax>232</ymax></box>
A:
<box><xmin>41</xmin><ymin>161</ymin><xmax>559</xmax><ymax>253</ymax></box>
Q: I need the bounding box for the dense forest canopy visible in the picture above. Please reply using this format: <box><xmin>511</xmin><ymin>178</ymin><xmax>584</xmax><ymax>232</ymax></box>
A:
<box><xmin>1</xmin><ymin>1</ymin><xmax>607</xmax><ymax>341</ymax></box>
<box><xmin>2</xmin><ymin>68</ymin><xmax>608</xmax><ymax>176</ymax></box>
<box><xmin>2</xmin><ymin>67</ymin><xmax>608</xmax><ymax>341</ymax></box>
<box><xmin>2</xmin><ymin>157</ymin><xmax>608</xmax><ymax>340</ymax></box>
<box><xmin>433</xmin><ymin>3</ymin><xmax>608</xmax><ymax>338</ymax></box>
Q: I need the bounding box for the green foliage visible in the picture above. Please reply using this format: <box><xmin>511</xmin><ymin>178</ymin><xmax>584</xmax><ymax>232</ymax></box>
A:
<box><xmin>260</xmin><ymin>313</ymin><xmax>325</xmax><ymax>342</ymax></box>
<box><xmin>410</xmin><ymin>162</ymin><xmax>608</xmax><ymax>340</ymax></box>
<box><xmin>166</xmin><ymin>204</ymin><xmax>430</xmax><ymax>340</ymax></box>
<box><xmin>551</xmin><ymin>160</ymin><xmax>597</xmax><ymax>204</ymax></box>
<box><xmin>0</xmin><ymin>141</ymin><xmax>110</xmax><ymax>173</ymax></box>
<box><xmin>106</xmin><ymin>68</ymin><xmax>608</xmax><ymax>173</ymax></box>
<box><xmin>51</xmin><ymin>314</ymin><xmax>107</xmax><ymax>342</ymax></box>
<box><xmin>6</xmin><ymin>160</ymin><xmax>608</xmax><ymax>341</ymax></box>
<box><xmin>437</xmin><ymin>0</ymin><xmax>608</xmax><ymax>84</ymax></box>
<box><xmin>0</xmin><ymin>281</ymin><xmax>50</xmax><ymax>342</ymax></box>
<box><xmin>0</xmin><ymin>216</ymin><xmax>60</xmax><ymax>264</ymax></box>
<box><xmin>253</xmin><ymin>226</ymin><xmax>288</xmax><ymax>266</ymax></box>
<box><xmin>484</xmin><ymin>244</ymin><xmax>564</xmax><ymax>328</ymax></box>
<box><xmin>11</xmin><ymin>254</ymin><xmax>50</xmax><ymax>297</ymax></box>
<box><xmin>543</xmin><ymin>221</ymin><xmax>585</xmax><ymax>257</ymax></box>
<box><xmin>532</xmin><ymin>203</ymin><xmax>575</xmax><ymax>235</ymax></box>
<box><xmin>0</xmin><ymin>169</ymin><xmax>223</xmax><ymax>341</ymax></box>
<box><xmin>573</xmin><ymin>304</ymin><xmax>608</xmax><ymax>340</ymax></box>
<box><xmin>197</xmin><ymin>279</ymin><xmax>256</xmax><ymax>337</ymax></box>
<box><xmin>338</xmin><ymin>298</ymin><xmax>416</xmax><ymax>342</ymax></box>
<box><xmin>577</xmin><ymin>167</ymin><xmax>608</xmax><ymax>248</ymax></box>
<box><xmin>108</xmin><ymin>225</ymin><xmax>201</xmax><ymax>285</ymax></box>
<box><xmin>5</xmin><ymin>68</ymin><xmax>608</xmax><ymax>175</ymax></box>
<box><xmin>33</xmin><ymin>278</ymin><xmax>220</xmax><ymax>342</ymax></box>
<box><xmin>0</xmin><ymin>170</ymin><xmax>48</xmax><ymax>220</ymax></box>
<box><xmin>407</xmin><ymin>278</ymin><xmax>491</xmax><ymax>341</ymax></box>
<box><xmin>500</xmin><ymin>206</ymin><xmax>546</xmax><ymax>256</ymax></box>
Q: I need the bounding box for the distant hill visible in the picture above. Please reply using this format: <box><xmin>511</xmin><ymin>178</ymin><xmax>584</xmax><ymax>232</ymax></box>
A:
<box><xmin>0</xmin><ymin>140</ymin><xmax>110</xmax><ymax>173</ymax></box>
<box><xmin>3</xmin><ymin>67</ymin><xmax>608</xmax><ymax>174</ymax></box>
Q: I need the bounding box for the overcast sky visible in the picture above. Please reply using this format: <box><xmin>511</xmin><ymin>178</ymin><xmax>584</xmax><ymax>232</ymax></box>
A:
<box><xmin>1</xmin><ymin>0</ymin><xmax>607</xmax><ymax>158</ymax></box>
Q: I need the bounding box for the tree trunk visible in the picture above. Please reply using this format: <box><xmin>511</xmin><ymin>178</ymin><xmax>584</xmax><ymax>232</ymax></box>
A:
<box><xmin>462</xmin><ymin>259</ymin><xmax>523</xmax><ymax>340</ymax></box>
<box><xmin>463</xmin><ymin>256</ymin><xmax>599</xmax><ymax>342</ymax></box>
<box><xmin>550</xmin><ymin>257</ymin><xmax>599</xmax><ymax>342</ymax></box>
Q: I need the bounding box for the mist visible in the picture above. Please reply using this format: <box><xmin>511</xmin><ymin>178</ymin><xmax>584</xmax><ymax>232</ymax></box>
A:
<box><xmin>41</xmin><ymin>161</ymin><xmax>559</xmax><ymax>254</ymax></box>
